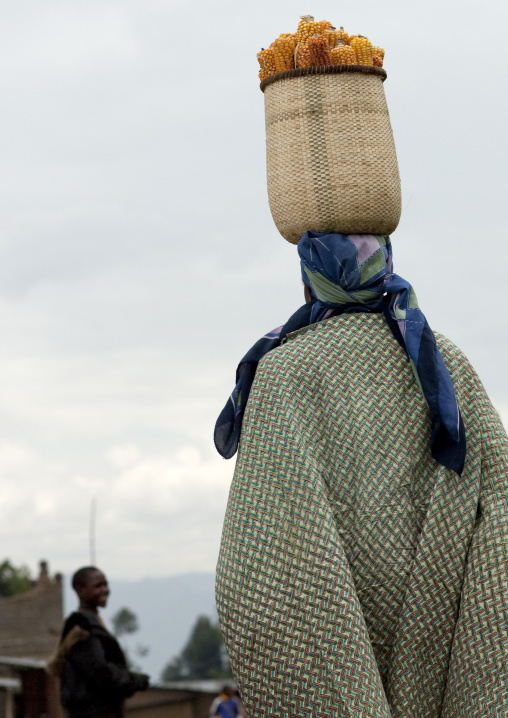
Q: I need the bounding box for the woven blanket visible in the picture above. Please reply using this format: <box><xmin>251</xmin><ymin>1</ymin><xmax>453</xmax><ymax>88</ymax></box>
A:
<box><xmin>216</xmin><ymin>313</ymin><xmax>508</xmax><ymax>717</ymax></box>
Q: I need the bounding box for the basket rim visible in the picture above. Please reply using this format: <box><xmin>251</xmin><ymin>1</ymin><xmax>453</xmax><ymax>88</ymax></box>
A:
<box><xmin>260</xmin><ymin>64</ymin><xmax>387</xmax><ymax>92</ymax></box>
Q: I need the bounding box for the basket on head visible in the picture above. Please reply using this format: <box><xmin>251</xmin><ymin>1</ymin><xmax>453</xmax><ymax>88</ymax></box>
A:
<box><xmin>261</xmin><ymin>65</ymin><xmax>401</xmax><ymax>244</ymax></box>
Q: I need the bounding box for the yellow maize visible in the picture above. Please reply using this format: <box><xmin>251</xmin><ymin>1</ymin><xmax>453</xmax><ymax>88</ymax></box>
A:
<box><xmin>296</xmin><ymin>15</ymin><xmax>321</xmax><ymax>43</ymax></box>
<box><xmin>257</xmin><ymin>46</ymin><xmax>277</xmax><ymax>79</ymax></box>
<box><xmin>318</xmin><ymin>20</ymin><xmax>333</xmax><ymax>34</ymax></box>
<box><xmin>307</xmin><ymin>34</ymin><xmax>332</xmax><ymax>66</ymax></box>
<box><xmin>257</xmin><ymin>19</ymin><xmax>385</xmax><ymax>78</ymax></box>
<box><xmin>326</xmin><ymin>26</ymin><xmax>350</xmax><ymax>49</ymax></box>
<box><xmin>295</xmin><ymin>41</ymin><xmax>312</xmax><ymax>68</ymax></box>
<box><xmin>331</xmin><ymin>44</ymin><xmax>357</xmax><ymax>65</ymax></box>
<box><xmin>296</xmin><ymin>34</ymin><xmax>331</xmax><ymax>68</ymax></box>
<box><xmin>273</xmin><ymin>33</ymin><xmax>297</xmax><ymax>72</ymax></box>
<box><xmin>350</xmin><ymin>36</ymin><xmax>374</xmax><ymax>66</ymax></box>
<box><xmin>296</xmin><ymin>16</ymin><xmax>333</xmax><ymax>43</ymax></box>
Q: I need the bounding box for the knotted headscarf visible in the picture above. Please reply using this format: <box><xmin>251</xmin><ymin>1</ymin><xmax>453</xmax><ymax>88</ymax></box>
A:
<box><xmin>214</xmin><ymin>232</ymin><xmax>465</xmax><ymax>475</ymax></box>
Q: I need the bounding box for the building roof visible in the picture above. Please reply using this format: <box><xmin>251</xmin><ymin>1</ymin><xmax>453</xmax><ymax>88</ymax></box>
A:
<box><xmin>0</xmin><ymin>655</ymin><xmax>47</xmax><ymax>670</ymax></box>
<box><xmin>156</xmin><ymin>679</ymin><xmax>236</xmax><ymax>694</ymax></box>
<box><xmin>0</xmin><ymin>561</ymin><xmax>63</xmax><ymax>660</ymax></box>
<box><xmin>0</xmin><ymin>677</ymin><xmax>21</xmax><ymax>691</ymax></box>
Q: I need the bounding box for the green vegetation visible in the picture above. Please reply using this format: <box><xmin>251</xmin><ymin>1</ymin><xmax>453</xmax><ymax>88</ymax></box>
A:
<box><xmin>161</xmin><ymin>615</ymin><xmax>231</xmax><ymax>682</ymax></box>
<box><xmin>0</xmin><ymin>560</ymin><xmax>32</xmax><ymax>597</ymax></box>
<box><xmin>111</xmin><ymin>607</ymin><xmax>149</xmax><ymax>670</ymax></box>
<box><xmin>111</xmin><ymin>607</ymin><xmax>139</xmax><ymax>637</ymax></box>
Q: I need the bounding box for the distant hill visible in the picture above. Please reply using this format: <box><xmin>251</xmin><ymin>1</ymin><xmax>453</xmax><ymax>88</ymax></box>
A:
<box><xmin>63</xmin><ymin>572</ymin><xmax>216</xmax><ymax>681</ymax></box>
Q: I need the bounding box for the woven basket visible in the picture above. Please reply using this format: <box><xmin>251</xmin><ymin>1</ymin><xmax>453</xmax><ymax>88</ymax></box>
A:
<box><xmin>261</xmin><ymin>66</ymin><xmax>401</xmax><ymax>244</ymax></box>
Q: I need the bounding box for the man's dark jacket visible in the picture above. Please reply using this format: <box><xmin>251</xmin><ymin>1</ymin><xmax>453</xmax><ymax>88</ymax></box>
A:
<box><xmin>57</xmin><ymin>611</ymin><xmax>148</xmax><ymax>718</ymax></box>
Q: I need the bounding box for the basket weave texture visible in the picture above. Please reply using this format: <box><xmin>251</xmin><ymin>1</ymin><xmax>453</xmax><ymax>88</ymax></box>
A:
<box><xmin>263</xmin><ymin>66</ymin><xmax>401</xmax><ymax>243</ymax></box>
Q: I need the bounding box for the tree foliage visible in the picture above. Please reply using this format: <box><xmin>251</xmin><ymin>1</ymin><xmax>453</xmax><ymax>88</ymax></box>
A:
<box><xmin>161</xmin><ymin>656</ymin><xmax>185</xmax><ymax>682</ymax></box>
<box><xmin>0</xmin><ymin>560</ymin><xmax>32</xmax><ymax>597</ymax></box>
<box><xmin>110</xmin><ymin>607</ymin><xmax>149</xmax><ymax>671</ymax></box>
<box><xmin>161</xmin><ymin>615</ymin><xmax>231</xmax><ymax>682</ymax></box>
<box><xmin>111</xmin><ymin>607</ymin><xmax>139</xmax><ymax>638</ymax></box>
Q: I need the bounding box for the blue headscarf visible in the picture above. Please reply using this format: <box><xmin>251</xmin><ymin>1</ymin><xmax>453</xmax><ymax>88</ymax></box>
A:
<box><xmin>214</xmin><ymin>232</ymin><xmax>465</xmax><ymax>475</ymax></box>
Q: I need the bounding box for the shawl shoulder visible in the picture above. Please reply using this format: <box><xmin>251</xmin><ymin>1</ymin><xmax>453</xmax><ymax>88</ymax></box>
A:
<box><xmin>61</xmin><ymin>611</ymin><xmax>91</xmax><ymax>638</ymax></box>
<box><xmin>46</xmin><ymin>615</ymin><xmax>90</xmax><ymax>677</ymax></box>
<box><xmin>434</xmin><ymin>331</ymin><xmax>478</xmax><ymax>376</ymax></box>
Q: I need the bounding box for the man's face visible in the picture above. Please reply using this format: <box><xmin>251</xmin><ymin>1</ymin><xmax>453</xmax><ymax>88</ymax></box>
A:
<box><xmin>78</xmin><ymin>570</ymin><xmax>110</xmax><ymax>608</ymax></box>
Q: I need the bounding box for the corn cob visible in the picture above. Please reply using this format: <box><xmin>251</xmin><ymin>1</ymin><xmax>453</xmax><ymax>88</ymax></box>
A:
<box><xmin>309</xmin><ymin>34</ymin><xmax>332</xmax><ymax>65</ymax></box>
<box><xmin>318</xmin><ymin>20</ymin><xmax>333</xmax><ymax>34</ymax></box>
<box><xmin>273</xmin><ymin>33</ymin><xmax>297</xmax><ymax>72</ymax></box>
<box><xmin>296</xmin><ymin>15</ymin><xmax>322</xmax><ymax>43</ymax></box>
<box><xmin>331</xmin><ymin>43</ymin><xmax>357</xmax><ymax>65</ymax></box>
<box><xmin>326</xmin><ymin>26</ymin><xmax>349</xmax><ymax>49</ymax></box>
<box><xmin>295</xmin><ymin>40</ymin><xmax>313</xmax><ymax>68</ymax></box>
<box><xmin>350</xmin><ymin>36</ymin><xmax>374</xmax><ymax>66</ymax></box>
<box><xmin>296</xmin><ymin>34</ymin><xmax>332</xmax><ymax>68</ymax></box>
<box><xmin>257</xmin><ymin>19</ymin><xmax>386</xmax><ymax>78</ymax></box>
<box><xmin>257</xmin><ymin>46</ymin><xmax>277</xmax><ymax>79</ymax></box>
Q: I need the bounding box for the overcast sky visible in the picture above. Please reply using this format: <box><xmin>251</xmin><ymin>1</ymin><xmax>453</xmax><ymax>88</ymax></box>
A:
<box><xmin>0</xmin><ymin>0</ymin><xmax>506</xmax><ymax>581</ymax></box>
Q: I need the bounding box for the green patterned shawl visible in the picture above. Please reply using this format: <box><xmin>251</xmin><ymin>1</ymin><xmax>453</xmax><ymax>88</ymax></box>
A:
<box><xmin>216</xmin><ymin>313</ymin><xmax>508</xmax><ymax>717</ymax></box>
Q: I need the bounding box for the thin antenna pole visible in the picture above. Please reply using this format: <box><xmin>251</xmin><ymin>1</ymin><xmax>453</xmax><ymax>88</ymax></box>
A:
<box><xmin>90</xmin><ymin>496</ymin><xmax>97</xmax><ymax>565</ymax></box>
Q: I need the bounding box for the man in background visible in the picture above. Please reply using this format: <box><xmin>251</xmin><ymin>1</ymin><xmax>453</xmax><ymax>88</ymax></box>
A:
<box><xmin>48</xmin><ymin>565</ymin><xmax>149</xmax><ymax>718</ymax></box>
